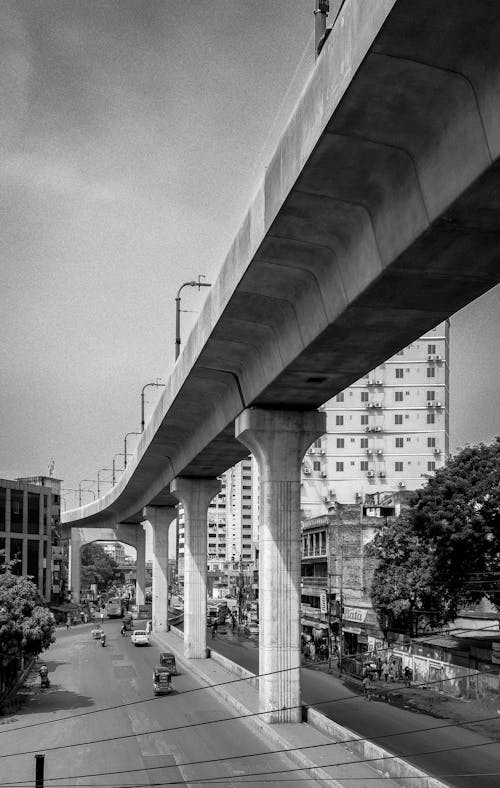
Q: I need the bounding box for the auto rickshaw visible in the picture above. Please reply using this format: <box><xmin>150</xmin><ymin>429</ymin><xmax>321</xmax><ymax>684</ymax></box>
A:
<box><xmin>159</xmin><ymin>651</ymin><xmax>178</xmax><ymax>675</ymax></box>
<box><xmin>122</xmin><ymin>615</ymin><xmax>132</xmax><ymax>631</ymax></box>
<box><xmin>153</xmin><ymin>666</ymin><xmax>173</xmax><ymax>696</ymax></box>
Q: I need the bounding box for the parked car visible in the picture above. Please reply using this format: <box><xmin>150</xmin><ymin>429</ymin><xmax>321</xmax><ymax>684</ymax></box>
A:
<box><xmin>131</xmin><ymin>629</ymin><xmax>150</xmax><ymax>646</ymax></box>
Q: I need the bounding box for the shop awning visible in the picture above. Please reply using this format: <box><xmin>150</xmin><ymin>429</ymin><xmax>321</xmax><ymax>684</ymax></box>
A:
<box><xmin>301</xmin><ymin>619</ymin><xmax>328</xmax><ymax>629</ymax></box>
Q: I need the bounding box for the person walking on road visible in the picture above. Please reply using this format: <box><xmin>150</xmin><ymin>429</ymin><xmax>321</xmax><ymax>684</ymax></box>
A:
<box><xmin>211</xmin><ymin>621</ymin><xmax>218</xmax><ymax>639</ymax></box>
<box><xmin>362</xmin><ymin>674</ymin><xmax>372</xmax><ymax>700</ymax></box>
<box><xmin>381</xmin><ymin>661</ymin><xmax>389</xmax><ymax>682</ymax></box>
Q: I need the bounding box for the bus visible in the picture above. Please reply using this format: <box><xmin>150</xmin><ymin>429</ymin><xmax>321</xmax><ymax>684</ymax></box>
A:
<box><xmin>106</xmin><ymin>597</ymin><xmax>123</xmax><ymax>618</ymax></box>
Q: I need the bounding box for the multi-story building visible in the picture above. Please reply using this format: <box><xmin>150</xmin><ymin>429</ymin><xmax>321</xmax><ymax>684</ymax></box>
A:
<box><xmin>301</xmin><ymin>500</ymin><xmax>408</xmax><ymax>658</ymax></box>
<box><xmin>0</xmin><ymin>475</ymin><xmax>62</xmax><ymax>601</ymax></box>
<box><xmin>177</xmin><ymin>456</ymin><xmax>259</xmax><ymax>589</ymax></box>
<box><xmin>301</xmin><ymin>321</ymin><xmax>449</xmax><ymax>515</ymax></box>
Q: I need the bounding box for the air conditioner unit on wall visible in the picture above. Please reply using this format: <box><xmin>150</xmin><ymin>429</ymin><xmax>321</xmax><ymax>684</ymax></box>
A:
<box><xmin>368</xmin><ymin>379</ymin><xmax>375</xmax><ymax>386</ymax></box>
<box><xmin>366</xmin><ymin>449</ymin><xmax>373</xmax><ymax>455</ymax></box>
<box><xmin>376</xmin><ymin>449</ymin><xmax>383</xmax><ymax>455</ymax></box>
<box><xmin>367</xmin><ymin>471</ymin><xmax>375</xmax><ymax>478</ymax></box>
<box><xmin>428</xmin><ymin>354</ymin><xmax>435</xmax><ymax>361</ymax></box>
<box><xmin>427</xmin><ymin>401</ymin><xmax>434</xmax><ymax>407</ymax></box>
<box><xmin>434</xmin><ymin>447</ymin><xmax>441</xmax><ymax>454</ymax></box>
<box><xmin>321</xmin><ymin>471</ymin><xmax>327</xmax><ymax>478</ymax></box>
<box><xmin>375</xmin><ymin>380</ymin><xmax>383</xmax><ymax>385</ymax></box>
<box><xmin>435</xmin><ymin>354</ymin><xmax>442</xmax><ymax>361</ymax></box>
<box><xmin>435</xmin><ymin>401</ymin><xmax>442</xmax><ymax>408</ymax></box>
<box><xmin>398</xmin><ymin>481</ymin><xmax>406</xmax><ymax>487</ymax></box>
<box><xmin>303</xmin><ymin>468</ymin><xmax>311</xmax><ymax>475</ymax></box>
<box><xmin>379</xmin><ymin>471</ymin><xmax>386</xmax><ymax>478</ymax></box>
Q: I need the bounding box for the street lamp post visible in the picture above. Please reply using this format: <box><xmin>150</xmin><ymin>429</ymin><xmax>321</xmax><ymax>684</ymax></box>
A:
<box><xmin>112</xmin><ymin>454</ymin><xmax>126</xmax><ymax>485</ymax></box>
<box><xmin>78</xmin><ymin>480</ymin><xmax>97</xmax><ymax>506</ymax></box>
<box><xmin>141</xmin><ymin>382</ymin><xmax>166</xmax><ymax>432</ymax></box>
<box><xmin>124</xmin><ymin>431</ymin><xmax>141</xmax><ymax>467</ymax></box>
<box><xmin>175</xmin><ymin>275</ymin><xmax>212</xmax><ymax>361</ymax></box>
<box><xmin>97</xmin><ymin>469</ymin><xmax>113</xmax><ymax>497</ymax></box>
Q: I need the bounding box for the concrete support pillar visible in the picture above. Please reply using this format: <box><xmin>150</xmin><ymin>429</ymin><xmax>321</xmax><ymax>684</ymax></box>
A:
<box><xmin>135</xmin><ymin>525</ymin><xmax>146</xmax><ymax>607</ymax></box>
<box><xmin>69</xmin><ymin>529</ymin><xmax>81</xmax><ymax>604</ymax></box>
<box><xmin>236</xmin><ymin>408</ymin><xmax>325</xmax><ymax>723</ymax></box>
<box><xmin>170</xmin><ymin>477</ymin><xmax>221</xmax><ymax>659</ymax></box>
<box><xmin>144</xmin><ymin>506</ymin><xmax>177</xmax><ymax>633</ymax></box>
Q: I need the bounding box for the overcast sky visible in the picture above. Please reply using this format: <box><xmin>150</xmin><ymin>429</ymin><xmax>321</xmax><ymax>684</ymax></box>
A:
<box><xmin>1</xmin><ymin>0</ymin><xmax>499</xmax><ymax>515</ymax></box>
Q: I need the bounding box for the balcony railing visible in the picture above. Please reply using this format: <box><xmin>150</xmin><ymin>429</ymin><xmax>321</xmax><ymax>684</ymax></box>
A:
<box><xmin>301</xmin><ymin>547</ymin><xmax>327</xmax><ymax>557</ymax></box>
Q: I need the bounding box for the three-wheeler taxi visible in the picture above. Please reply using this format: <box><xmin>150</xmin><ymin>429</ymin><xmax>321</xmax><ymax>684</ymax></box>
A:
<box><xmin>159</xmin><ymin>651</ymin><xmax>178</xmax><ymax>675</ymax></box>
<box><xmin>153</xmin><ymin>666</ymin><xmax>173</xmax><ymax>696</ymax></box>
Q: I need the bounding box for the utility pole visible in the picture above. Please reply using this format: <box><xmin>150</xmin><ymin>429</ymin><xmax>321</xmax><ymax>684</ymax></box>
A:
<box><xmin>35</xmin><ymin>754</ymin><xmax>45</xmax><ymax>788</ymax></box>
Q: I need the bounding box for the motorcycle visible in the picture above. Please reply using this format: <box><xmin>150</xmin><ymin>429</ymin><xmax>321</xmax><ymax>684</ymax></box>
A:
<box><xmin>39</xmin><ymin>665</ymin><xmax>50</xmax><ymax>688</ymax></box>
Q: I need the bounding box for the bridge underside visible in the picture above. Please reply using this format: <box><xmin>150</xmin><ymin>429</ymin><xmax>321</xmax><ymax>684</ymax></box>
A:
<box><xmin>63</xmin><ymin>0</ymin><xmax>500</xmax><ymax>529</ymax></box>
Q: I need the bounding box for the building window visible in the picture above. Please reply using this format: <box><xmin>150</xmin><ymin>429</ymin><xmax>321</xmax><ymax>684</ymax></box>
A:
<box><xmin>427</xmin><ymin>461</ymin><xmax>436</xmax><ymax>471</ymax></box>
<box><xmin>360</xmin><ymin>461</ymin><xmax>369</xmax><ymax>471</ymax></box>
<box><xmin>427</xmin><ymin>413</ymin><xmax>435</xmax><ymax>424</ymax></box>
<box><xmin>313</xmin><ymin>461</ymin><xmax>321</xmax><ymax>471</ymax></box>
<box><xmin>395</xmin><ymin>368</ymin><xmax>404</xmax><ymax>378</ymax></box>
<box><xmin>336</xmin><ymin>438</ymin><xmax>344</xmax><ymax>449</ymax></box>
<box><xmin>427</xmin><ymin>437</ymin><xmax>436</xmax><ymax>448</ymax></box>
<box><xmin>360</xmin><ymin>391</ymin><xmax>368</xmax><ymax>402</ymax></box>
<box><xmin>360</xmin><ymin>438</ymin><xmax>368</xmax><ymax>448</ymax></box>
<box><xmin>336</xmin><ymin>392</ymin><xmax>344</xmax><ymax>402</ymax></box>
<box><xmin>395</xmin><ymin>437</ymin><xmax>404</xmax><ymax>448</ymax></box>
<box><xmin>428</xmin><ymin>344</ymin><xmax>436</xmax><ymax>354</ymax></box>
<box><xmin>395</xmin><ymin>462</ymin><xmax>404</xmax><ymax>472</ymax></box>
<box><xmin>360</xmin><ymin>415</ymin><xmax>368</xmax><ymax>425</ymax></box>
<box><xmin>427</xmin><ymin>367</ymin><xmax>436</xmax><ymax>378</ymax></box>
<box><xmin>394</xmin><ymin>414</ymin><xmax>403</xmax><ymax>425</ymax></box>
<box><xmin>313</xmin><ymin>439</ymin><xmax>322</xmax><ymax>448</ymax></box>
<box><xmin>426</xmin><ymin>390</ymin><xmax>435</xmax><ymax>401</ymax></box>
<box><xmin>335</xmin><ymin>415</ymin><xmax>344</xmax><ymax>426</ymax></box>
<box><xmin>395</xmin><ymin>391</ymin><xmax>403</xmax><ymax>402</ymax></box>
<box><xmin>336</xmin><ymin>462</ymin><xmax>344</xmax><ymax>472</ymax></box>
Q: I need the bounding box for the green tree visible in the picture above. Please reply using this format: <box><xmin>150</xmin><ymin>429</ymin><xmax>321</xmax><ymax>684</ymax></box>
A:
<box><xmin>368</xmin><ymin>438</ymin><xmax>500</xmax><ymax>635</ymax></box>
<box><xmin>81</xmin><ymin>544</ymin><xmax>119</xmax><ymax>592</ymax></box>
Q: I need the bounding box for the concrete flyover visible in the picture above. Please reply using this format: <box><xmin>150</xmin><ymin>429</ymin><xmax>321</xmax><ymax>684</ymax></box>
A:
<box><xmin>63</xmin><ymin>0</ymin><xmax>500</xmax><ymax>722</ymax></box>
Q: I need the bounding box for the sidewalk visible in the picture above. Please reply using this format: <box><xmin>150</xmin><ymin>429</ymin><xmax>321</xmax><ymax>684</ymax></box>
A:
<box><xmin>305</xmin><ymin>660</ymin><xmax>500</xmax><ymax>741</ymax></box>
<box><xmin>153</xmin><ymin>628</ymin><xmax>447</xmax><ymax>788</ymax></box>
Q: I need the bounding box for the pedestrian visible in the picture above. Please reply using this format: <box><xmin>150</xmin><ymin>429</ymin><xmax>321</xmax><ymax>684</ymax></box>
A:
<box><xmin>309</xmin><ymin>641</ymin><xmax>316</xmax><ymax>662</ymax></box>
<box><xmin>389</xmin><ymin>659</ymin><xmax>397</xmax><ymax>682</ymax></box>
<box><xmin>362</xmin><ymin>674</ymin><xmax>372</xmax><ymax>700</ymax></box>
<box><xmin>381</xmin><ymin>661</ymin><xmax>389</xmax><ymax>682</ymax></box>
<box><xmin>66</xmin><ymin>615</ymin><xmax>71</xmax><ymax>630</ymax></box>
<box><xmin>376</xmin><ymin>657</ymin><xmax>382</xmax><ymax>680</ymax></box>
<box><xmin>404</xmin><ymin>665</ymin><xmax>412</xmax><ymax>687</ymax></box>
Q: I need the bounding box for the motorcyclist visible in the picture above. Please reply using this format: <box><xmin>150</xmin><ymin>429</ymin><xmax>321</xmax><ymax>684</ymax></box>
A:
<box><xmin>120</xmin><ymin>623</ymin><xmax>126</xmax><ymax>636</ymax></box>
<box><xmin>39</xmin><ymin>665</ymin><xmax>50</xmax><ymax>687</ymax></box>
<box><xmin>100</xmin><ymin>632</ymin><xmax>106</xmax><ymax>647</ymax></box>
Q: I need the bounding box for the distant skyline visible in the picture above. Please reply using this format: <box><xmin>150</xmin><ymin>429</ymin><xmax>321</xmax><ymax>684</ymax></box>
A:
<box><xmin>0</xmin><ymin>1</ymin><xmax>498</xmax><ymax>512</ymax></box>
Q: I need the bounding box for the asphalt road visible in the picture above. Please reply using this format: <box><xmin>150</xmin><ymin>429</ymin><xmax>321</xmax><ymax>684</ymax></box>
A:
<box><xmin>0</xmin><ymin>621</ymin><xmax>329</xmax><ymax>787</ymax></box>
<box><xmin>210</xmin><ymin>627</ymin><xmax>500</xmax><ymax>788</ymax></box>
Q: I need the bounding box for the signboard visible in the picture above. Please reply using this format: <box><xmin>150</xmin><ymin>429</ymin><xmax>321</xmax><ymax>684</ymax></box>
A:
<box><xmin>343</xmin><ymin>606</ymin><xmax>368</xmax><ymax>623</ymax></box>
<box><xmin>319</xmin><ymin>591</ymin><xmax>328</xmax><ymax>614</ymax></box>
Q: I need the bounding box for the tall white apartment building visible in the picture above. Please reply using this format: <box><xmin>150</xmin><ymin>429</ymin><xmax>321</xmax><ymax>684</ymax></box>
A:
<box><xmin>177</xmin><ymin>455</ymin><xmax>259</xmax><ymax>578</ymax></box>
<box><xmin>301</xmin><ymin>321</ymin><xmax>449</xmax><ymax>517</ymax></box>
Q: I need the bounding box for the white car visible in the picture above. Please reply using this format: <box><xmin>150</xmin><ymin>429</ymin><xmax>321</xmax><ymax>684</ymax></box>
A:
<box><xmin>131</xmin><ymin>629</ymin><xmax>150</xmax><ymax>646</ymax></box>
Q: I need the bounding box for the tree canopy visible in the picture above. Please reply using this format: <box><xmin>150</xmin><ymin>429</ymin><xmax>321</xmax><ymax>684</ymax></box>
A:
<box><xmin>368</xmin><ymin>438</ymin><xmax>500</xmax><ymax>635</ymax></box>
<box><xmin>0</xmin><ymin>568</ymin><xmax>56</xmax><ymax>670</ymax></box>
<box><xmin>81</xmin><ymin>543</ymin><xmax>120</xmax><ymax>592</ymax></box>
